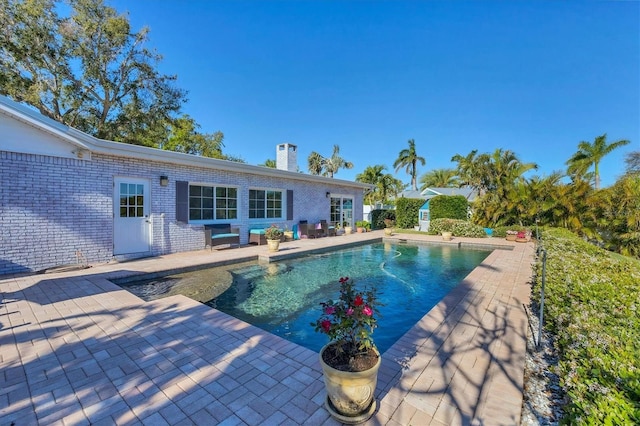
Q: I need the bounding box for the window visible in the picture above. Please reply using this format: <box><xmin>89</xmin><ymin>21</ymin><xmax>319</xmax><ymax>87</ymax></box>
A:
<box><xmin>249</xmin><ymin>189</ymin><xmax>283</xmax><ymax>219</ymax></box>
<box><xmin>119</xmin><ymin>183</ymin><xmax>145</xmax><ymax>218</ymax></box>
<box><xmin>188</xmin><ymin>185</ymin><xmax>237</xmax><ymax>221</ymax></box>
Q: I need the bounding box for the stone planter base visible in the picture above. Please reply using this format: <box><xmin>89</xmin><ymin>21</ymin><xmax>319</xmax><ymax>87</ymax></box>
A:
<box><xmin>325</xmin><ymin>395</ymin><xmax>376</xmax><ymax>425</ymax></box>
<box><xmin>319</xmin><ymin>344</ymin><xmax>381</xmax><ymax>423</ymax></box>
<box><xmin>267</xmin><ymin>239</ymin><xmax>280</xmax><ymax>252</ymax></box>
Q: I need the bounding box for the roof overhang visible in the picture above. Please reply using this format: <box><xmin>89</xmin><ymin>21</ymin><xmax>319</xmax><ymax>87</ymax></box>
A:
<box><xmin>0</xmin><ymin>95</ymin><xmax>372</xmax><ymax>191</ymax></box>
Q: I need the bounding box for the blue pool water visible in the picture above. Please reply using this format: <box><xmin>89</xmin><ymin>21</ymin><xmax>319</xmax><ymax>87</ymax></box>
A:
<box><xmin>122</xmin><ymin>242</ymin><xmax>490</xmax><ymax>353</ymax></box>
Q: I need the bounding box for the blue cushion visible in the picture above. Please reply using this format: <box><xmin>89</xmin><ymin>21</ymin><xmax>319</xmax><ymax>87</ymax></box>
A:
<box><xmin>249</xmin><ymin>229</ymin><xmax>266</xmax><ymax>235</ymax></box>
<box><xmin>212</xmin><ymin>233</ymin><xmax>239</xmax><ymax>238</ymax></box>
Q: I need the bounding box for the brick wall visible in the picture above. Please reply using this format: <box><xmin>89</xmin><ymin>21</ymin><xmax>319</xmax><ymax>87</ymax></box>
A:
<box><xmin>0</xmin><ymin>150</ymin><xmax>363</xmax><ymax>276</ymax></box>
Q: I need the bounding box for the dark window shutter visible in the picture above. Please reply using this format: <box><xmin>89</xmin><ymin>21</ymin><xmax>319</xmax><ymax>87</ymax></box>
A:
<box><xmin>176</xmin><ymin>181</ymin><xmax>189</xmax><ymax>223</ymax></box>
<box><xmin>287</xmin><ymin>190</ymin><xmax>293</xmax><ymax>220</ymax></box>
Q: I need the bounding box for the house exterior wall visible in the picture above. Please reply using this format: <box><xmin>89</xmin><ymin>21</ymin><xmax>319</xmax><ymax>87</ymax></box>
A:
<box><xmin>0</xmin><ymin>149</ymin><xmax>364</xmax><ymax>276</ymax></box>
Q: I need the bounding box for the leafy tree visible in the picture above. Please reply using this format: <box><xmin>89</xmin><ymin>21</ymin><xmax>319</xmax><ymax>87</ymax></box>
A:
<box><xmin>393</xmin><ymin>139</ymin><xmax>425</xmax><ymax>191</ymax></box>
<box><xmin>0</xmin><ymin>0</ymin><xmax>186</xmax><ymax>144</ymax></box>
<box><xmin>566</xmin><ymin>133</ymin><xmax>630</xmax><ymax>189</ymax></box>
<box><xmin>625</xmin><ymin>151</ymin><xmax>640</xmax><ymax>175</ymax></box>
<box><xmin>586</xmin><ymin>174</ymin><xmax>640</xmax><ymax>257</ymax></box>
<box><xmin>306</xmin><ymin>145</ymin><xmax>353</xmax><ymax>178</ymax></box>
<box><xmin>160</xmin><ymin>115</ymin><xmax>225</xmax><ymax>158</ymax></box>
<box><xmin>418</xmin><ymin>168</ymin><xmax>459</xmax><ymax>190</ymax></box>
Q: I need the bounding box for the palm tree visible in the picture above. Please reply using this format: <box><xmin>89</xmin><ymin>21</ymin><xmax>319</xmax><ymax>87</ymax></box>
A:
<box><xmin>393</xmin><ymin>139</ymin><xmax>426</xmax><ymax>191</ymax></box>
<box><xmin>378</xmin><ymin>174</ymin><xmax>405</xmax><ymax>204</ymax></box>
<box><xmin>323</xmin><ymin>145</ymin><xmax>354</xmax><ymax>178</ymax></box>
<box><xmin>356</xmin><ymin>165</ymin><xmax>386</xmax><ymax>205</ymax></box>
<box><xmin>451</xmin><ymin>150</ymin><xmax>486</xmax><ymax>194</ymax></box>
<box><xmin>260</xmin><ymin>159</ymin><xmax>276</xmax><ymax>168</ymax></box>
<box><xmin>452</xmin><ymin>149</ymin><xmax>536</xmax><ymax>196</ymax></box>
<box><xmin>307</xmin><ymin>145</ymin><xmax>353</xmax><ymax>178</ymax></box>
<box><xmin>419</xmin><ymin>168</ymin><xmax>460</xmax><ymax>190</ymax></box>
<box><xmin>307</xmin><ymin>151</ymin><xmax>324</xmax><ymax>175</ymax></box>
<box><xmin>566</xmin><ymin>133</ymin><xmax>630</xmax><ymax>190</ymax></box>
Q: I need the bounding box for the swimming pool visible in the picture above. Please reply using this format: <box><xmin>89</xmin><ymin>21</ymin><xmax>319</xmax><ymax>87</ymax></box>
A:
<box><xmin>120</xmin><ymin>242</ymin><xmax>490</xmax><ymax>354</ymax></box>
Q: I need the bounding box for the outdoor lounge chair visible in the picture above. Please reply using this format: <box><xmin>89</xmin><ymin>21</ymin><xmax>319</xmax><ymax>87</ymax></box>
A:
<box><xmin>204</xmin><ymin>224</ymin><xmax>240</xmax><ymax>250</ymax></box>
<box><xmin>299</xmin><ymin>220</ymin><xmax>317</xmax><ymax>238</ymax></box>
<box><xmin>316</xmin><ymin>221</ymin><xmax>327</xmax><ymax>238</ymax></box>
<box><xmin>327</xmin><ymin>222</ymin><xmax>337</xmax><ymax>236</ymax></box>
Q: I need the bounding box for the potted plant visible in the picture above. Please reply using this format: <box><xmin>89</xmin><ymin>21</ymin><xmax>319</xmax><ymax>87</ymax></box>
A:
<box><xmin>313</xmin><ymin>277</ymin><xmax>380</xmax><ymax>423</ymax></box>
<box><xmin>355</xmin><ymin>220</ymin><xmax>366</xmax><ymax>233</ymax></box>
<box><xmin>264</xmin><ymin>225</ymin><xmax>283</xmax><ymax>251</ymax></box>
<box><xmin>515</xmin><ymin>230</ymin><xmax>529</xmax><ymax>242</ymax></box>
<box><xmin>343</xmin><ymin>221</ymin><xmax>353</xmax><ymax>235</ymax></box>
<box><xmin>383</xmin><ymin>218</ymin><xmax>394</xmax><ymax>236</ymax></box>
<box><xmin>506</xmin><ymin>230</ymin><xmax>518</xmax><ymax>241</ymax></box>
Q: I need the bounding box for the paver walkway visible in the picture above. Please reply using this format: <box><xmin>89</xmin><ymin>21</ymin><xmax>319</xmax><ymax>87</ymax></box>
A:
<box><xmin>1</xmin><ymin>232</ymin><xmax>535</xmax><ymax>425</ymax></box>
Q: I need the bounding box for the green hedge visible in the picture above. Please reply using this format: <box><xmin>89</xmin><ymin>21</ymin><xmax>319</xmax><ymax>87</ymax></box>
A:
<box><xmin>430</xmin><ymin>195</ymin><xmax>468</xmax><ymax>220</ymax></box>
<box><xmin>371</xmin><ymin>209</ymin><xmax>395</xmax><ymax>230</ymax></box>
<box><xmin>428</xmin><ymin>218</ymin><xmax>487</xmax><ymax>238</ymax></box>
<box><xmin>535</xmin><ymin>229</ymin><xmax>640</xmax><ymax>424</ymax></box>
<box><xmin>395</xmin><ymin>198</ymin><xmax>423</xmax><ymax>228</ymax></box>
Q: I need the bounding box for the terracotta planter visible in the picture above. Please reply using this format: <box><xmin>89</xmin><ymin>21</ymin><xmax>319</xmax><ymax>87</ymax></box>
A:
<box><xmin>267</xmin><ymin>239</ymin><xmax>280</xmax><ymax>252</ymax></box>
<box><xmin>319</xmin><ymin>344</ymin><xmax>381</xmax><ymax>424</ymax></box>
<box><xmin>356</xmin><ymin>227</ymin><xmax>364</xmax><ymax>233</ymax></box>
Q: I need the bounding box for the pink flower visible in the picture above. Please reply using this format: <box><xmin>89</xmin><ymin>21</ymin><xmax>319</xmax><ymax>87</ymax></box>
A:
<box><xmin>324</xmin><ymin>306</ymin><xmax>335</xmax><ymax>315</ymax></box>
<box><xmin>354</xmin><ymin>295</ymin><xmax>363</xmax><ymax>306</ymax></box>
<box><xmin>346</xmin><ymin>307</ymin><xmax>354</xmax><ymax>316</ymax></box>
<box><xmin>363</xmin><ymin>306</ymin><xmax>373</xmax><ymax>316</ymax></box>
<box><xmin>321</xmin><ymin>320</ymin><xmax>331</xmax><ymax>332</ymax></box>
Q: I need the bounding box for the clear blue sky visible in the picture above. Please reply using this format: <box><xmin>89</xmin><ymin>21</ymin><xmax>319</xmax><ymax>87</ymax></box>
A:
<box><xmin>111</xmin><ymin>0</ymin><xmax>639</xmax><ymax>188</ymax></box>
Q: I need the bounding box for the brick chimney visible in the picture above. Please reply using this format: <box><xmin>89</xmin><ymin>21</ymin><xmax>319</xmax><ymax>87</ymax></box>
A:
<box><xmin>276</xmin><ymin>143</ymin><xmax>297</xmax><ymax>172</ymax></box>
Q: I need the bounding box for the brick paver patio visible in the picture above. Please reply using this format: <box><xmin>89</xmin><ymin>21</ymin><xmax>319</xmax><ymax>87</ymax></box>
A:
<box><xmin>1</xmin><ymin>232</ymin><xmax>534</xmax><ymax>425</ymax></box>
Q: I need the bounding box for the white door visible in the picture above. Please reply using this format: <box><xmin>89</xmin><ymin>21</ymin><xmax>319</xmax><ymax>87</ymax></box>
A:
<box><xmin>113</xmin><ymin>177</ymin><xmax>151</xmax><ymax>255</ymax></box>
<box><xmin>331</xmin><ymin>196</ymin><xmax>354</xmax><ymax>227</ymax></box>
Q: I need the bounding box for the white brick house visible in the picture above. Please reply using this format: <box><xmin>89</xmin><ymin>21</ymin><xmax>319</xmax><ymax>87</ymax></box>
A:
<box><xmin>0</xmin><ymin>95</ymin><xmax>371</xmax><ymax>276</ymax></box>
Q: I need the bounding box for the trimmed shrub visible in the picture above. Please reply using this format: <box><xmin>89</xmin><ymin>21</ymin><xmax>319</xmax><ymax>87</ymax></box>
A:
<box><xmin>395</xmin><ymin>198</ymin><xmax>423</xmax><ymax>229</ymax></box>
<box><xmin>491</xmin><ymin>225</ymin><xmax>531</xmax><ymax>238</ymax></box>
<box><xmin>372</xmin><ymin>209</ymin><xmax>395</xmax><ymax>230</ymax></box>
<box><xmin>428</xmin><ymin>218</ymin><xmax>487</xmax><ymax>238</ymax></box>
<box><xmin>535</xmin><ymin>228</ymin><xmax>640</xmax><ymax>424</ymax></box>
<box><xmin>430</xmin><ymin>195</ymin><xmax>469</xmax><ymax>220</ymax></box>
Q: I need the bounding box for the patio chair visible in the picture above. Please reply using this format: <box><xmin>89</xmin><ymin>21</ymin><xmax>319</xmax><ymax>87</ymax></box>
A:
<box><xmin>299</xmin><ymin>220</ymin><xmax>317</xmax><ymax>238</ymax></box>
<box><xmin>319</xmin><ymin>220</ymin><xmax>330</xmax><ymax>237</ymax></box>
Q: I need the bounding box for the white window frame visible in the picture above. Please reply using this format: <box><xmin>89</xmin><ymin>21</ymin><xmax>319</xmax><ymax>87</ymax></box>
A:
<box><xmin>188</xmin><ymin>183</ymin><xmax>239</xmax><ymax>224</ymax></box>
<box><xmin>248</xmin><ymin>187</ymin><xmax>285</xmax><ymax>221</ymax></box>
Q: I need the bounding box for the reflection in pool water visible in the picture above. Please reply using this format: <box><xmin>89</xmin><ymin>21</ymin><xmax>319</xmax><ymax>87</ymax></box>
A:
<box><xmin>121</xmin><ymin>242</ymin><xmax>490</xmax><ymax>354</ymax></box>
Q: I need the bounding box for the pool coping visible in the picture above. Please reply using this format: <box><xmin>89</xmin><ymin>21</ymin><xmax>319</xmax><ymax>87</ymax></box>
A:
<box><xmin>0</xmin><ymin>231</ymin><xmax>534</xmax><ymax>425</ymax></box>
